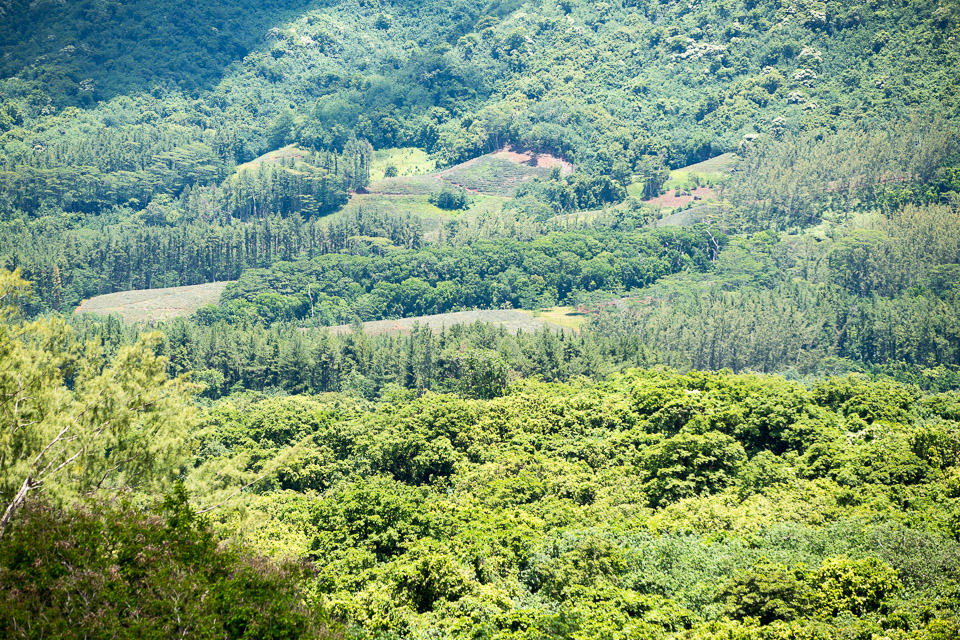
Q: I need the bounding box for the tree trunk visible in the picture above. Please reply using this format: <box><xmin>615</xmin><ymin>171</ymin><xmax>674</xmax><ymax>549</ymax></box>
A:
<box><xmin>0</xmin><ymin>475</ymin><xmax>34</xmax><ymax>539</ymax></box>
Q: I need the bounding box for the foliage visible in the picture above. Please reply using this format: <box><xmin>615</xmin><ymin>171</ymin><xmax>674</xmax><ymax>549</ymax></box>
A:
<box><xmin>0</xmin><ymin>492</ymin><xmax>345</xmax><ymax>639</ymax></box>
<box><xmin>429</xmin><ymin>185</ymin><xmax>469</xmax><ymax>210</ymax></box>
<box><xmin>2</xmin><ymin>0</ymin><xmax>960</xmax><ymax>636</ymax></box>
<box><xmin>184</xmin><ymin>369</ymin><xmax>960</xmax><ymax>638</ymax></box>
<box><xmin>0</xmin><ymin>269</ymin><xmax>197</xmax><ymax>536</ymax></box>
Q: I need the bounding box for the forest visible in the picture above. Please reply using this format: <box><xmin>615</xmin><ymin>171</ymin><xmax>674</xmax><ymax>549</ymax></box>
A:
<box><xmin>2</xmin><ymin>0</ymin><xmax>960</xmax><ymax>638</ymax></box>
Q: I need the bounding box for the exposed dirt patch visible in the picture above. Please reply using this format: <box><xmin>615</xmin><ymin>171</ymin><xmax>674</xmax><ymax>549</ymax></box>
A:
<box><xmin>645</xmin><ymin>187</ymin><xmax>717</xmax><ymax>208</ymax></box>
<box><xmin>491</xmin><ymin>146</ymin><xmax>574</xmax><ymax>175</ymax></box>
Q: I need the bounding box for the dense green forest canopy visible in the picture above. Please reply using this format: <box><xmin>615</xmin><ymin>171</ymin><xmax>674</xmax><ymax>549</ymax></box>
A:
<box><xmin>2</xmin><ymin>0</ymin><xmax>960</xmax><ymax>637</ymax></box>
<box><xmin>2</xmin><ymin>0</ymin><xmax>959</xmax><ymax>202</ymax></box>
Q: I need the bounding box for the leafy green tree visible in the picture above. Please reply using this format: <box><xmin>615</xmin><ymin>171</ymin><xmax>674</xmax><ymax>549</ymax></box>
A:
<box><xmin>451</xmin><ymin>348</ymin><xmax>510</xmax><ymax>399</ymax></box>
<box><xmin>640</xmin><ymin>431</ymin><xmax>747</xmax><ymax>507</ymax></box>
<box><xmin>720</xmin><ymin>561</ymin><xmax>811</xmax><ymax>624</ymax></box>
<box><xmin>429</xmin><ymin>185</ymin><xmax>469</xmax><ymax>210</ymax></box>
<box><xmin>0</xmin><ymin>490</ymin><xmax>340</xmax><ymax>639</ymax></box>
<box><xmin>809</xmin><ymin>557</ymin><xmax>902</xmax><ymax>618</ymax></box>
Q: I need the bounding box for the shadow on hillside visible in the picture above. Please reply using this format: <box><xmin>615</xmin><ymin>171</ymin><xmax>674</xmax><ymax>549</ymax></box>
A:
<box><xmin>0</xmin><ymin>0</ymin><xmax>316</xmax><ymax>106</ymax></box>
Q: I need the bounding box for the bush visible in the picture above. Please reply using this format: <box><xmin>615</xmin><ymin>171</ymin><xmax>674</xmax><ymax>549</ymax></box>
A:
<box><xmin>429</xmin><ymin>185</ymin><xmax>469</xmax><ymax>210</ymax></box>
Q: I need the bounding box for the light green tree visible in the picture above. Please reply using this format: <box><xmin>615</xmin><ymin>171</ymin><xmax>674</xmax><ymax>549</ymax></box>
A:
<box><xmin>0</xmin><ymin>269</ymin><xmax>197</xmax><ymax>537</ymax></box>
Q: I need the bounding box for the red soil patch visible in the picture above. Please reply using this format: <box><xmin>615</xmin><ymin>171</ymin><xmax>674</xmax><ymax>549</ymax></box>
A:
<box><xmin>645</xmin><ymin>187</ymin><xmax>717</xmax><ymax>208</ymax></box>
<box><xmin>491</xmin><ymin>145</ymin><xmax>574</xmax><ymax>175</ymax></box>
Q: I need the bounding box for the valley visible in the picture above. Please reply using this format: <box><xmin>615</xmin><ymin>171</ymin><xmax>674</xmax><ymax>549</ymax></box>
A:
<box><xmin>1</xmin><ymin>0</ymin><xmax>959</xmax><ymax>638</ymax></box>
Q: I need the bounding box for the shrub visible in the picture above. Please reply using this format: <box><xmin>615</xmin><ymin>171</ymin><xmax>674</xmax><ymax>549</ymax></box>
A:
<box><xmin>429</xmin><ymin>185</ymin><xmax>469</xmax><ymax>210</ymax></box>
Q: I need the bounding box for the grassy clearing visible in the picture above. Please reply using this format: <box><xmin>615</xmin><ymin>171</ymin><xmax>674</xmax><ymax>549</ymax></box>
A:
<box><xmin>440</xmin><ymin>156</ymin><xmax>549</xmax><ymax>196</ymax></box>
<box><xmin>366</xmin><ymin>150</ymin><xmax>555</xmax><ymax>198</ymax></box>
<box><xmin>518</xmin><ymin>306</ymin><xmax>587</xmax><ymax>331</ymax></box>
<box><xmin>663</xmin><ymin>172</ymin><xmax>725</xmax><ymax>191</ymax></box>
<box><xmin>75</xmin><ymin>282</ymin><xmax>231</xmax><ymax>324</ymax></box>
<box><xmin>329</xmin><ymin>192</ymin><xmax>508</xmax><ymax>245</ymax></box>
<box><xmin>234</xmin><ymin>145</ymin><xmax>310</xmax><ymax>176</ymax></box>
<box><xmin>653</xmin><ymin>203</ymin><xmax>729</xmax><ymax>227</ymax></box>
<box><xmin>365</xmin><ymin>175</ymin><xmax>447</xmax><ymax>195</ymax></box>
<box><xmin>662</xmin><ymin>152</ymin><xmax>737</xmax><ymax>191</ymax></box>
<box><xmin>340</xmin><ymin>193</ymin><xmax>450</xmax><ymax>218</ymax></box>
<box><xmin>323</xmin><ymin>309</ymin><xmax>570</xmax><ymax>336</ymax></box>
<box><xmin>626</xmin><ymin>182</ymin><xmax>648</xmax><ymax>199</ymax></box>
<box><xmin>464</xmin><ymin>194</ymin><xmax>510</xmax><ymax>216</ymax></box>
<box><xmin>680</xmin><ymin>152</ymin><xmax>738</xmax><ymax>174</ymax></box>
<box><xmin>340</xmin><ymin>192</ymin><xmax>508</xmax><ymax>220</ymax></box>
<box><xmin>369</xmin><ymin>147</ymin><xmax>436</xmax><ymax>181</ymax></box>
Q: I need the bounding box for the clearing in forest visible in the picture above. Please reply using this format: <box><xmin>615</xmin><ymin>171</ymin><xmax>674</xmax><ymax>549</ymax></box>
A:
<box><xmin>339</xmin><ymin>192</ymin><xmax>509</xmax><ymax>219</ymax></box>
<box><xmin>641</xmin><ymin>186</ymin><xmax>719</xmax><ymax>208</ymax></box>
<box><xmin>234</xmin><ymin>145</ymin><xmax>311</xmax><ymax>175</ymax></box>
<box><xmin>363</xmin><ymin>174</ymin><xmax>448</xmax><ymax>195</ymax></box>
<box><xmin>517</xmin><ymin>306</ymin><xmax>588</xmax><ymax>331</ymax></box>
<box><xmin>435</xmin><ymin>155</ymin><xmax>549</xmax><ymax>196</ymax></box>
<box><xmin>323</xmin><ymin>309</ymin><xmax>572</xmax><ymax>336</ymax></box>
<box><xmin>652</xmin><ymin>203</ymin><xmax>729</xmax><ymax>227</ymax></box>
<box><xmin>629</xmin><ymin>152</ymin><xmax>736</xmax><ymax>208</ymax></box>
<box><xmin>662</xmin><ymin>152</ymin><xmax>735</xmax><ymax>191</ymax></box>
<box><xmin>75</xmin><ymin>282</ymin><xmax>232</xmax><ymax>324</ymax></box>
<box><xmin>369</xmin><ymin>147</ymin><xmax>437</xmax><ymax>181</ymax></box>
<box><xmin>364</xmin><ymin>147</ymin><xmax>573</xmax><ymax>198</ymax></box>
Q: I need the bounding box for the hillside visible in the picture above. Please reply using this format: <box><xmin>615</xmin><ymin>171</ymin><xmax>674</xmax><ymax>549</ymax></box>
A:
<box><xmin>1</xmin><ymin>1</ymin><xmax>960</xmax><ymax>639</ymax></box>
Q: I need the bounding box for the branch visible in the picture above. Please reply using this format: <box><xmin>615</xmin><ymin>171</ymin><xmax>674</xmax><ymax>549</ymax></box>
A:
<box><xmin>196</xmin><ymin>471</ymin><xmax>272</xmax><ymax>515</ymax></box>
<box><xmin>40</xmin><ymin>448</ymin><xmax>84</xmax><ymax>483</ymax></box>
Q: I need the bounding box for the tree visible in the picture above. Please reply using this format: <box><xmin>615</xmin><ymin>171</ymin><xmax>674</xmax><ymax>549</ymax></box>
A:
<box><xmin>0</xmin><ymin>269</ymin><xmax>197</xmax><ymax>537</ymax></box>
<box><xmin>808</xmin><ymin>557</ymin><xmax>902</xmax><ymax>618</ymax></box>
<box><xmin>429</xmin><ymin>185</ymin><xmax>469</xmax><ymax>210</ymax></box>
<box><xmin>720</xmin><ymin>561</ymin><xmax>811</xmax><ymax>623</ymax></box>
<box><xmin>0</xmin><ymin>489</ymin><xmax>340</xmax><ymax>639</ymax></box>
<box><xmin>640</xmin><ymin>430</ymin><xmax>747</xmax><ymax>507</ymax></box>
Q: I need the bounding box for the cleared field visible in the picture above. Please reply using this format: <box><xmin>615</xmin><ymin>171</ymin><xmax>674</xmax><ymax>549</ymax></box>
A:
<box><xmin>679</xmin><ymin>152</ymin><xmax>737</xmax><ymax>174</ymax></box>
<box><xmin>653</xmin><ymin>203</ymin><xmax>728</xmax><ymax>227</ymax></box>
<box><xmin>337</xmin><ymin>192</ymin><xmax>508</xmax><ymax>220</ymax></box>
<box><xmin>437</xmin><ymin>155</ymin><xmax>550</xmax><ymax>196</ymax></box>
<box><xmin>323</xmin><ymin>309</ymin><xmax>571</xmax><ymax>336</ymax></box>
<box><xmin>643</xmin><ymin>186</ymin><xmax>718</xmax><ymax>208</ymax></box>
<box><xmin>663</xmin><ymin>152</ymin><xmax>736</xmax><ymax>191</ymax></box>
<box><xmin>364</xmin><ymin>175</ymin><xmax>448</xmax><ymax>195</ymax></box>
<box><xmin>518</xmin><ymin>306</ymin><xmax>588</xmax><ymax>331</ymax></box>
<box><xmin>75</xmin><ymin>282</ymin><xmax>231</xmax><ymax>324</ymax></box>
<box><xmin>369</xmin><ymin>147</ymin><xmax>436</xmax><ymax>181</ymax></box>
<box><xmin>341</xmin><ymin>193</ymin><xmax>449</xmax><ymax>218</ymax></box>
<box><xmin>489</xmin><ymin>147</ymin><xmax>574</xmax><ymax>175</ymax></box>
<box><xmin>366</xmin><ymin>148</ymin><xmax>567</xmax><ymax>198</ymax></box>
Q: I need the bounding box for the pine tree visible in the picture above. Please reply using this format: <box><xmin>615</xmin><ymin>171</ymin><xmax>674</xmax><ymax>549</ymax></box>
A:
<box><xmin>0</xmin><ymin>269</ymin><xmax>197</xmax><ymax>538</ymax></box>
